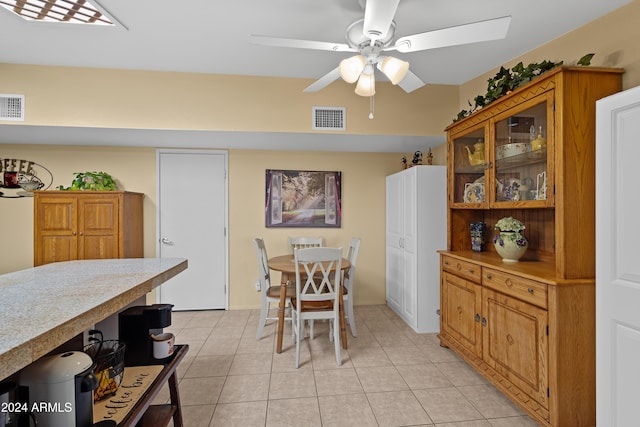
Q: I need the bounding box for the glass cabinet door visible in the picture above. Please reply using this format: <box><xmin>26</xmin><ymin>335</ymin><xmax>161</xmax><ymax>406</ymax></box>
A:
<box><xmin>451</xmin><ymin>126</ymin><xmax>487</xmax><ymax>206</ymax></box>
<box><xmin>492</xmin><ymin>94</ymin><xmax>553</xmax><ymax>206</ymax></box>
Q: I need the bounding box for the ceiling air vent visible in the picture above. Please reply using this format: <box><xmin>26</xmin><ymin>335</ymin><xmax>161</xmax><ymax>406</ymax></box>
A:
<box><xmin>312</xmin><ymin>106</ymin><xmax>345</xmax><ymax>131</ymax></box>
<box><xmin>0</xmin><ymin>94</ymin><xmax>25</xmax><ymax>121</ymax></box>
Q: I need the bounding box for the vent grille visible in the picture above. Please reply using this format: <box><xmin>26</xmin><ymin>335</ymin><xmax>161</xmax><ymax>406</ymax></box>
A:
<box><xmin>312</xmin><ymin>106</ymin><xmax>345</xmax><ymax>131</ymax></box>
<box><xmin>0</xmin><ymin>94</ymin><xmax>25</xmax><ymax>121</ymax></box>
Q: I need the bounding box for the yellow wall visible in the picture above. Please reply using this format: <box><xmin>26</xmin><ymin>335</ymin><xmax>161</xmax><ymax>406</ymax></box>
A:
<box><xmin>0</xmin><ymin>144</ymin><xmax>441</xmax><ymax>309</ymax></box>
<box><xmin>0</xmin><ymin>145</ymin><xmax>158</xmax><ymax>272</ymax></box>
<box><xmin>458</xmin><ymin>0</ymin><xmax>640</xmax><ymax>110</ymax></box>
<box><xmin>228</xmin><ymin>150</ymin><xmax>403</xmax><ymax>309</ymax></box>
<box><xmin>0</xmin><ymin>63</ymin><xmax>457</xmax><ymax>137</ymax></box>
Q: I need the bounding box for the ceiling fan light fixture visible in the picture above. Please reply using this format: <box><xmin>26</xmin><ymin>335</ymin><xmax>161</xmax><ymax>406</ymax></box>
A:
<box><xmin>377</xmin><ymin>56</ymin><xmax>409</xmax><ymax>85</ymax></box>
<box><xmin>339</xmin><ymin>55</ymin><xmax>366</xmax><ymax>83</ymax></box>
<box><xmin>355</xmin><ymin>65</ymin><xmax>375</xmax><ymax>97</ymax></box>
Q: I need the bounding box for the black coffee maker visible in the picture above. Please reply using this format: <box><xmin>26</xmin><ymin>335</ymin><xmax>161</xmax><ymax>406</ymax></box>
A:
<box><xmin>118</xmin><ymin>304</ymin><xmax>173</xmax><ymax>366</ymax></box>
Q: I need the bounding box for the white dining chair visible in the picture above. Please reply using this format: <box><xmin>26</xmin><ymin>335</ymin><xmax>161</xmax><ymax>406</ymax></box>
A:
<box><xmin>291</xmin><ymin>247</ymin><xmax>343</xmax><ymax>368</ymax></box>
<box><xmin>287</xmin><ymin>236</ymin><xmax>324</xmax><ymax>254</ymax></box>
<box><xmin>342</xmin><ymin>237</ymin><xmax>361</xmax><ymax>337</ymax></box>
<box><xmin>287</xmin><ymin>236</ymin><xmax>324</xmax><ymax>337</ymax></box>
<box><xmin>253</xmin><ymin>237</ymin><xmax>294</xmax><ymax>341</ymax></box>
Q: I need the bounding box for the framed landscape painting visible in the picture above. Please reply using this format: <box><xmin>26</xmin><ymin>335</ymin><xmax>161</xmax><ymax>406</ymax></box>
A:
<box><xmin>265</xmin><ymin>169</ymin><xmax>341</xmax><ymax>228</ymax></box>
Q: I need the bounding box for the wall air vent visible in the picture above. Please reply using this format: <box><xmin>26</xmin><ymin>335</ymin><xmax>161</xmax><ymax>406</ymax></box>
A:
<box><xmin>312</xmin><ymin>106</ymin><xmax>345</xmax><ymax>131</ymax></box>
<box><xmin>0</xmin><ymin>94</ymin><xmax>25</xmax><ymax>121</ymax></box>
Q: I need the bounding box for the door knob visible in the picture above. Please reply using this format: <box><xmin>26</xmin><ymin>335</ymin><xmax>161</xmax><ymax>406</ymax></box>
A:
<box><xmin>161</xmin><ymin>237</ymin><xmax>174</xmax><ymax>245</ymax></box>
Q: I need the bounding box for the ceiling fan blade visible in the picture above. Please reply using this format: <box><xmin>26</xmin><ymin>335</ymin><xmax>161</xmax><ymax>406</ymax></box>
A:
<box><xmin>363</xmin><ymin>0</ymin><xmax>400</xmax><ymax>41</ymax></box>
<box><xmin>394</xmin><ymin>15</ymin><xmax>512</xmax><ymax>53</ymax></box>
<box><xmin>248</xmin><ymin>35</ymin><xmax>354</xmax><ymax>52</ymax></box>
<box><xmin>397</xmin><ymin>69</ymin><xmax>426</xmax><ymax>93</ymax></box>
<box><xmin>303</xmin><ymin>67</ymin><xmax>342</xmax><ymax>92</ymax></box>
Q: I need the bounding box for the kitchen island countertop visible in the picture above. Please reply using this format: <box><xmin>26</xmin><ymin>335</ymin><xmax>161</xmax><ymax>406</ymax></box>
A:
<box><xmin>0</xmin><ymin>258</ymin><xmax>187</xmax><ymax>382</ymax></box>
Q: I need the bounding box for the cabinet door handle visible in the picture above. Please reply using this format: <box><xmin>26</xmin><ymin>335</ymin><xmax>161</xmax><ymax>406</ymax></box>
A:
<box><xmin>527</xmin><ymin>288</ymin><xmax>534</xmax><ymax>294</ymax></box>
<box><xmin>474</xmin><ymin>313</ymin><xmax>481</xmax><ymax>323</ymax></box>
<box><xmin>161</xmin><ymin>237</ymin><xmax>174</xmax><ymax>245</ymax></box>
<box><xmin>481</xmin><ymin>317</ymin><xmax>487</xmax><ymax>326</ymax></box>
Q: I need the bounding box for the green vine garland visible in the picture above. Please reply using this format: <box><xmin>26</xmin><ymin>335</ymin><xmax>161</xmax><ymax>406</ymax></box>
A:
<box><xmin>453</xmin><ymin>53</ymin><xmax>595</xmax><ymax>123</ymax></box>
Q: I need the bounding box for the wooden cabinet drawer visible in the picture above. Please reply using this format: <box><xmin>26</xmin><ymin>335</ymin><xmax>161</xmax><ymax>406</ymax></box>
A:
<box><xmin>441</xmin><ymin>255</ymin><xmax>481</xmax><ymax>283</ymax></box>
<box><xmin>482</xmin><ymin>268</ymin><xmax>547</xmax><ymax>309</ymax></box>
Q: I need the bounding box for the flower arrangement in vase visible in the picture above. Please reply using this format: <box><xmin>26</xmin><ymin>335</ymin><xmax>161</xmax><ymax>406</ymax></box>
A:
<box><xmin>493</xmin><ymin>217</ymin><xmax>528</xmax><ymax>262</ymax></box>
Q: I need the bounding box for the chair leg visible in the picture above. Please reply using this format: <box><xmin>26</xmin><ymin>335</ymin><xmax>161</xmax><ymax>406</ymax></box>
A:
<box><xmin>256</xmin><ymin>298</ymin><xmax>269</xmax><ymax>340</ymax></box>
<box><xmin>333</xmin><ymin>318</ymin><xmax>341</xmax><ymax>366</ymax></box>
<box><xmin>347</xmin><ymin>300</ymin><xmax>357</xmax><ymax>337</ymax></box>
<box><xmin>309</xmin><ymin>320</ymin><xmax>314</xmax><ymax>340</ymax></box>
<box><xmin>294</xmin><ymin>312</ymin><xmax>300</xmax><ymax>369</ymax></box>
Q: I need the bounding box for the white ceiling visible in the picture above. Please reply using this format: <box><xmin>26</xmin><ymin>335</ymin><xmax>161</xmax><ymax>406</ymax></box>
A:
<box><xmin>0</xmin><ymin>0</ymin><xmax>632</xmax><ymax>152</ymax></box>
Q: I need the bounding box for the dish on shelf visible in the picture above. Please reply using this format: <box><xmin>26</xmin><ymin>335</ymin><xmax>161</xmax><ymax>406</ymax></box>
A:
<box><xmin>497</xmin><ymin>178</ymin><xmax>521</xmax><ymax>201</ymax></box>
<box><xmin>496</xmin><ymin>143</ymin><xmax>530</xmax><ymax>159</ymax></box>
<box><xmin>463</xmin><ymin>182</ymin><xmax>485</xmax><ymax>203</ymax></box>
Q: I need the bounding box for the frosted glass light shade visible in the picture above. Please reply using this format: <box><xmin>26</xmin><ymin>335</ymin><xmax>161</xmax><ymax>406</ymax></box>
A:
<box><xmin>377</xmin><ymin>56</ymin><xmax>409</xmax><ymax>85</ymax></box>
<box><xmin>355</xmin><ymin>68</ymin><xmax>375</xmax><ymax>97</ymax></box>
<box><xmin>339</xmin><ymin>55</ymin><xmax>366</xmax><ymax>83</ymax></box>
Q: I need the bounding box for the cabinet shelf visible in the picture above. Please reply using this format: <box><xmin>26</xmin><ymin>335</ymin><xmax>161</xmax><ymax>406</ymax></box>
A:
<box><xmin>455</xmin><ymin>163</ymin><xmax>486</xmax><ymax>174</ymax></box>
<box><xmin>495</xmin><ymin>148</ymin><xmax>547</xmax><ymax>170</ymax></box>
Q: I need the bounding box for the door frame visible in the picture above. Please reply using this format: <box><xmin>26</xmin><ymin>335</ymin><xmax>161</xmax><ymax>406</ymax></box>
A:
<box><xmin>155</xmin><ymin>148</ymin><xmax>229</xmax><ymax>309</ymax></box>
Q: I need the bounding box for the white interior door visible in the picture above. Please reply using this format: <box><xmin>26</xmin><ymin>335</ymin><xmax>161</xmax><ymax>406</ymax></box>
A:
<box><xmin>385</xmin><ymin>172</ymin><xmax>403</xmax><ymax>312</ymax></box>
<box><xmin>157</xmin><ymin>150</ymin><xmax>227</xmax><ymax>310</ymax></box>
<box><xmin>596</xmin><ymin>85</ymin><xmax>640</xmax><ymax>426</ymax></box>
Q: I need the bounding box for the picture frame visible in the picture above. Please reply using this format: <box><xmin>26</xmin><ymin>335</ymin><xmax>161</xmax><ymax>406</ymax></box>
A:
<box><xmin>265</xmin><ymin>169</ymin><xmax>341</xmax><ymax>228</ymax></box>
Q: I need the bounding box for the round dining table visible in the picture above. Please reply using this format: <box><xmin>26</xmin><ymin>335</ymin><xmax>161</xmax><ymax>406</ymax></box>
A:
<box><xmin>267</xmin><ymin>254</ymin><xmax>350</xmax><ymax>354</ymax></box>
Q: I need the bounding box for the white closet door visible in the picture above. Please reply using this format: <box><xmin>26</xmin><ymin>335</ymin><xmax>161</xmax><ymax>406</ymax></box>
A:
<box><xmin>596</xmin><ymin>85</ymin><xmax>640</xmax><ymax>426</ymax></box>
<box><xmin>157</xmin><ymin>150</ymin><xmax>228</xmax><ymax>310</ymax></box>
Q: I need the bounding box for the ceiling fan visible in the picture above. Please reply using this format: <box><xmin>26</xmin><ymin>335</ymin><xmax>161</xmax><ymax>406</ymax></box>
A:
<box><xmin>249</xmin><ymin>0</ymin><xmax>511</xmax><ymax>97</ymax></box>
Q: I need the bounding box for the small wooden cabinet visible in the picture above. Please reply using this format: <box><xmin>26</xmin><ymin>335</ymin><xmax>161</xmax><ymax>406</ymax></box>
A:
<box><xmin>34</xmin><ymin>191</ymin><xmax>143</xmax><ymax>266</ymax></box>
<box><xmin>439</xmin><ymin>67</ymin><xmax>623</xmax><ymax>426</ymax></box>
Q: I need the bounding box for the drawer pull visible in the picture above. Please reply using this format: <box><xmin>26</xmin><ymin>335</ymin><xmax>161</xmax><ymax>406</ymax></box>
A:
<box><xmin>486</xmin><ymin>274</ymin><xmax>492</xmax><ymax>279</ymax></box>
<box><xmin>468</xmin><ymin>269</ymin><xmax>474</xmax><ymax>274</ymax></box>
<box><xmin>528</xmin><ymin>288</ymin><xmax>534</xmax><ymax>294</ymax></box>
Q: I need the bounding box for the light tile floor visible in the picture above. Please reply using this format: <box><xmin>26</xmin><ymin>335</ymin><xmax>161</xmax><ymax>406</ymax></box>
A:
<box><xmin>157</xmin><ymin>305</ymin><xmax>541</xmax><ymax>426</ymax></box>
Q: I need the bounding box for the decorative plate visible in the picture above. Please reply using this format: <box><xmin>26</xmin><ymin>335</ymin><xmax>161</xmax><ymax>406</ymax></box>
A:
<box><xmin>463</xmin><ymin>182</ymin><xmax>485</xmax><ymax>203</ymax></box>
<box><xmin>499</xmin><ymin>178</ymin><xmax>521</xmax><ymax>201</ymax></box>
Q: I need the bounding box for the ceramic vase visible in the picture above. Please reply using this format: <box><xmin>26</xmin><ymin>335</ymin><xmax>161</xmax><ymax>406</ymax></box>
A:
<box><xmin>493</xmin><ymin>231</ymin><xmax>528</xmax><ymax>262</ymax></box>
<box><xmin>470</xmin><ymin>222</ymin><xmax>486</xmax><ymax>252</ymax></box>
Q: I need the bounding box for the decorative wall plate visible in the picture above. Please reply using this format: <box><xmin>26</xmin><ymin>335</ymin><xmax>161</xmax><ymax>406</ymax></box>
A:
<box><xmin>498</xmin><ymin>178</ymin><xmax>521</xmax><ymax>201</ymax></box>
<box><xmin>464</xmin><ymin>182</ymin><xmax>485</xmax><ymax>203</ymax></box>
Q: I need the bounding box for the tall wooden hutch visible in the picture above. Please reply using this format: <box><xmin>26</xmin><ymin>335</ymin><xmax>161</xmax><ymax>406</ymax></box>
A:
<box><xmin>438</xmin><ymin>67</ymin><xmax>623</xmax><ymax>426</ymax></box>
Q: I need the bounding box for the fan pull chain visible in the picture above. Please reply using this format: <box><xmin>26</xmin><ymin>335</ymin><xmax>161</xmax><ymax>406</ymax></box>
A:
<box><xmin>369</xmin><ymin>95</ymin><xmax>375</xmax><ymax>119</ymax></box>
